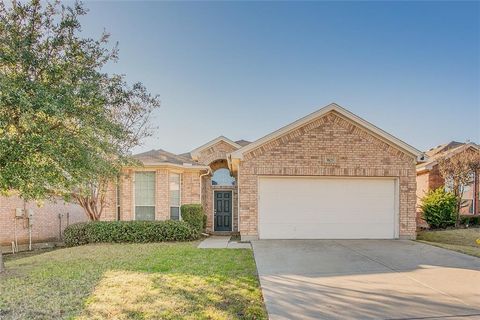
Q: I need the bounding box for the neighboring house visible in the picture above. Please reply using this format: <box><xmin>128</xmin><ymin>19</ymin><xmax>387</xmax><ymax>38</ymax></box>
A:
<box><xmin>0</xmin><ymin>195</ymin><xmax>85</xmax><ymax>247</ymax></box>
<box><xmin>104</xmin><ymin>103</ymin><xmax>422</xmax><ymax>240</ymax></box>
<box><xmin>416</xmin><ymin>142</ymin><xmax>480</xmax><ymax>226</ymax></box>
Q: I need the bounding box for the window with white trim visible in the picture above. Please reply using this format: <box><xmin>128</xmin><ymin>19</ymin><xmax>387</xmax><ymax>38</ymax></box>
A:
<box><xmin>211</xmin><ymin>168</ymin><xmax>235</xmax><ymax>186</ymax></box>
<box><xmin>135</xmin><ymin>172</ymin><xmax>155</xmax><ymax>221</ymax></box>
<box><xmin>169</xmin><ymin>173</ymin><xmax>181</xmax><ymax>220</ymax></box>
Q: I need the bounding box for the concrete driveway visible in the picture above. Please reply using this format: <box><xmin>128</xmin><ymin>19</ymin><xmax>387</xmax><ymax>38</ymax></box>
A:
<box><xmin>252</xmin><ymin>240</ymin><xmax>480</xmax><ymax>320</ymax></box>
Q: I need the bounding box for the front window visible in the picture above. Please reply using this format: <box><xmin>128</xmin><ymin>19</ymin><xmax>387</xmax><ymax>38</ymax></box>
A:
<box><xmin>460</xmin><ymin>172</ymin><xmax>475</xmax><ymax>214</ymax></box>
<box><xmin>170</xmin><ymin>172</ymin><xmax>181</xmax><ymax>220</ymax></box>
<box><xmin>211</xmin><ymin>168</ymin><xmax>235</xmax><ymax>186</ymax></box>
<box><xmin>135</xmin><ymin>172</ymin><xmax>155</xmax><ymax>220</ymax></box>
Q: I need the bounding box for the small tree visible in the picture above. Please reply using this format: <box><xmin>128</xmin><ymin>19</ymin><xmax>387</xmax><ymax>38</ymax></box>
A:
<box><xmin>71</xmin><ymin>77</ymin><xmax>159</xmax><ymax>221</ymax></box>
<box><xmin>437</xmin><ymin>148</ymin><xmax>480</xmax><ymax>226</ymax></box>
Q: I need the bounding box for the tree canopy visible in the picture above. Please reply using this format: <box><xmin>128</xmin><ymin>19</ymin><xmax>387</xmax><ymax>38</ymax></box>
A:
<box><xmin>0</xmin><ymin>0</ymin><xmax>160</xmax><ymax>201</ymax></box>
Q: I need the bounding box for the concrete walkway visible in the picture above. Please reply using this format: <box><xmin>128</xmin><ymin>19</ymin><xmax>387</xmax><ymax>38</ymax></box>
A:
<box><xmin>252</xmin><ymin>240</ymin><xmax>480</xmax><ymax>320</ymax></box>
<box><xmin>197</xmin><ymin>236</ymin><xmax>251</xmax><ymax>249</ymax></box>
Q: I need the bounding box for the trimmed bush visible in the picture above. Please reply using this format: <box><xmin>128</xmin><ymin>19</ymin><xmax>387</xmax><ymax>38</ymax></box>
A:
<box><xmin>63</xmin><ymin>222</ymin><xmax>89</xmax><ymax>246</ymax></box>
<box><xmin>420</xmin><ymin>188</ymin><xmax>457</xmax><ymax>229</ymax></box>
<box><xmin>181</xmin><ymin>204</ymin><xmax>205</xmax><ymax>235</ymax></box>
<box><xmin>64</xmin><ymin>220</ymin><xmax>198</xmax><ymax>247</ymax></box>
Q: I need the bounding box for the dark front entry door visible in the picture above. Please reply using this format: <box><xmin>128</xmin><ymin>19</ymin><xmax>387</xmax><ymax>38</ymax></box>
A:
<box><xmin>214</xmin><ymin>191</ymin><xmax>232</xmax><ymax>231</ymax></box>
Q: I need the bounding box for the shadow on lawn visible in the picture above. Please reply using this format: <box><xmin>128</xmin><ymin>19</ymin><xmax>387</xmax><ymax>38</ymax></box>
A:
<box><xmin>1</xmin><ymin>243</ymin><xmax>266</xmax><ymax>320</ymax></box>
<box><xmin>77</xmin><ymin>270</ymin><xmax>266</xmax><ymax>320</ymax></box>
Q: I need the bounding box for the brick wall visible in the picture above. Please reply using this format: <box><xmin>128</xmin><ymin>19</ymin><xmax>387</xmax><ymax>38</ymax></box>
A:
<box><xmin>416</xmin><ymin>172</ymin><xmax>429</xmax><ymax>202</ymax></box>
<box><xmin>415</xmin><ymin>167</ymin><xmax>446</xmax><ymax>228</ymax></box>
<box><xmin>428</xmin><ymin>166</ymin><xmax>445</xmax><ymax>191</ymax></box>
<box><xmin>0</xmin><ymin>195</ymin><xmax>85</xmax><ymax>246</ymax></box>
<box><xmin>238</xmin><ymin>111</ymin><xmax>417</xmax><ymax>239</ymax></box>
<box><xmin>416</xmin><ymin>157</ymin><xmax>480</xmax><ymax>226</ymax></box>
<box><xmin>102</xmin><ymin>167</ymin><xmax>202</xmax><ymax>222</ymax></box>
<box><xmin>181</xmin><ymin>171</ymin><xmax>201</xmax><ymax>205</ymax></box>
<box><xmin>197</xmin><ymin>140</ymin><xmax>240</xmax><ymax>233</ymax></box>
<box><xmin>415</xmin><ymin>171</ymin><xmax>429</xmax><ymax>228</ymax></box>
<box><xmin>196</xmin><ymin>140</ymin><xmax>238</xmax><ymax>166</ymax></box>
<box><xmin>203</xmin><ymin>179</ymin><xmax>238</xmax><ymax>233</ymax></box>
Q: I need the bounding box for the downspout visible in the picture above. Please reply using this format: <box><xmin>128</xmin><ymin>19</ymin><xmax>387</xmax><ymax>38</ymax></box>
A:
<box><xmin>237</xmin><ymin>162</ymin><xmax>240</xmax><ymax>236</ymax></box>
<box><xmin>199</xmin><ymin>168</ymin><xmax>211</xmax><ymax>206</ymax></box>
<box><xmin>229</xmin><ymin>154</ymin><xmax>241</xmax><ymax>237</ymax></box>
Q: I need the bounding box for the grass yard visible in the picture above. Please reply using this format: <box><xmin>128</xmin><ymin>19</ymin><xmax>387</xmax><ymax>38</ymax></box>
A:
<box><xmin>417</xmin><ymin>228</ymin><xmax>480</xmax><ymax>258</ymax></box>
<box><xmin>0</xmin><ymin>242</ymin><xmax>266</xmax><ymax>320</ymax></box>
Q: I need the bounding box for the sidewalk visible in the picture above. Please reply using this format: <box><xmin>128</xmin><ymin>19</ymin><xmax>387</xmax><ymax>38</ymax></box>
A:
<box><xmin>197</xmin><ymin>236</ymin><xmax>251</xmax><ymax>249</ymax></box>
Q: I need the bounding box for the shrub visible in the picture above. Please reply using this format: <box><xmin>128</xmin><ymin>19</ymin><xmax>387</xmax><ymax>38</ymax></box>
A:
<box><xmin>64</xmin><ymin>220</ymin><xmax>198</xmax><ymax>247</ymax></box>
<box><xmin>461</xmin><ymin>215</ymin><xmax>480</xmax><ymax>227</ymax></box>
<box><xmin>64</xmin><ymin>222</ymin><xmax>89</xmax><ymax>246</ymax></box>
<box><xmin>420</xmin><ymin>188</ymin><xmax>457</xmax><ymax>229</ymax></box>
<box><xmin>181</xmin><ymin>204</ymin><xmax>205</xmax><ymax>235</ymax></box>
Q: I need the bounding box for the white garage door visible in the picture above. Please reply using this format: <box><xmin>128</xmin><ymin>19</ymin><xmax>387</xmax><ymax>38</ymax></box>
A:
<box><xmin>258</xmin><ymin>177</ymin><xmax>397</xmax><ymax>239</ymax></box>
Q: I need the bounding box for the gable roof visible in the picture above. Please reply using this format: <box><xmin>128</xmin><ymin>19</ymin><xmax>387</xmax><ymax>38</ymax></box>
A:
<box><xmin>417</xmin><ymin>142</ymin><xmax>479</xmax><ymax>172</ymax></box>
<box><xmin>425</xmin><ymin>141</ymin><xmax>464</xmax><ymax>158</ymax></box>
<box><xmin>230</xmin><ymin>103</ymin><xmax>423</xmax><ymax>160</ymax></box>
<box><xmin>190</xmin><ymin>136</ymin><xmax>242</xmax><ymax>160</ymax></box>
<box><xmin>235</xmin><ymin>139</ymin><xmax>251</xmax><ymax>147</ymax></box>
<box><xmin>133</xmin><ymin>149</ymin><xmax>207</xmax><ymax>168</ymax></box>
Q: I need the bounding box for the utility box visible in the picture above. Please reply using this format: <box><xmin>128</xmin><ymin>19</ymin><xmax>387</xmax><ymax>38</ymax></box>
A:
<box><xmin>27</xmin><ymin>209</ymin><xmax>34</xmax><ymax>225</ymax></box>
<box><xmin>15</xmin><ymin>208</ymin><xmax>24</xmax><ymax>218</ymax></box>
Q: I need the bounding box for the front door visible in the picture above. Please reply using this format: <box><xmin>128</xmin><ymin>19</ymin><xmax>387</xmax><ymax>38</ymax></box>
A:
<box><xmin>214</xmin><ymin>191</ymin><xmax>232</xmax><ymax>231</ymax></box>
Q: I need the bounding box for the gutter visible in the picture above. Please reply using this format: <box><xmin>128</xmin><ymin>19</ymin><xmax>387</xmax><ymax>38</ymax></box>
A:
<box><xmin>199</xmin><ymin>168</ymin><xmax>211</xmax><ymax>205</ymax></box>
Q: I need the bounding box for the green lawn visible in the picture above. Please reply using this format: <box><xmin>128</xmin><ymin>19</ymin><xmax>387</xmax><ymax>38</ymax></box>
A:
<box><xmin>0</xmin><ymin>242</ymin><xmax>266</xmax><ymax>320</ymax></box>
<box><xmin>417</xmin><ymin>228</ymin><xmax>480</xmax><ymax>258</ymax></box>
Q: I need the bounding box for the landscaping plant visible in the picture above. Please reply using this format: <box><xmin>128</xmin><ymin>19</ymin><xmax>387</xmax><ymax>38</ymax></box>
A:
<box><xmin>420</xmin><ymin>188</ymin><xmax>457</xmax><ymax>229</ymax></box>
<box><xmin>180</xmin><ymin>204</ymin><xmax>206</xmax><ymax>236</ymax></box>
<box><xmin>64</xmin><ymin>221</ymin><xmax>198</xmax><ymax>247</ymax></box>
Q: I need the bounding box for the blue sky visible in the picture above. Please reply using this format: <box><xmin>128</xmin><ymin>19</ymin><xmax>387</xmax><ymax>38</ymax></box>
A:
<box><xmin>79</xmin><ymin>1</ymin><xmax>479</xmax><ymax>154</ymax></box>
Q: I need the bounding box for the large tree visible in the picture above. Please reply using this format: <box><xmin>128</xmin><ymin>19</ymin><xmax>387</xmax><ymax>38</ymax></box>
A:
<box><xmin>0</xmin><ymin>0</ymin><xmax>160</xmax><ymax>271</ymax></box>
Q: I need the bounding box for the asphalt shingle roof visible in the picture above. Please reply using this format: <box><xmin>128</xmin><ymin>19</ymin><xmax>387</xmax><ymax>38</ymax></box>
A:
<box><xmin>133</xmin><ymin>149</ymin><xmax>198</xmax><ymax>165</ymax></box>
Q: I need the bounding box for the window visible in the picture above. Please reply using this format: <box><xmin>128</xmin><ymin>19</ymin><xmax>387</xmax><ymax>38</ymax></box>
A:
<box><xmin>211</xmin><ymin>168</ymin><xmax>235</xmax><ymax>186</ymax></box>
<box><xmin>170</xmin><ymin>173</ymin><xmax>181</xmax><ymax>220</ymax></box>
<box><xmin>135</xmin><ymin>172</ymin><xmax>155</xmax><ymax>220</ymax></box>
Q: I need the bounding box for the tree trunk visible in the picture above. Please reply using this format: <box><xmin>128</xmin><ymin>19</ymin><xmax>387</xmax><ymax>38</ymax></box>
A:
<box><xmin>0</xmin><ymin>248</ymin><xmax>5</xmax><ymax>273</ymax></box>
<box><xmin>455</xmin><ymin>200</ymin><xmax>461</xmax><ymax>227</ymax></box>
<box><xmin>455</xmin><ymin>185</ymin><xmax>465</xmax><ymax>228</ymax></box>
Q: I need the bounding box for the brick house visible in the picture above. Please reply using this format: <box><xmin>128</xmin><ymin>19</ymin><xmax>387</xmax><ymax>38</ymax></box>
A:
<box><xmin>105</xmin><ymin>103</ymin><xmax>422</xmax><ymax>240</ymax></box>
<box><xmin>416</xmin><ymin>142</ymin><xmax>480</xmax><ymax>227</ymax></box>
<box><xmin>0</xmin><ymin>195</ymin><xmax>85</xmax><ymax>247</ymax></box>
<box><xmin>104</xmin><ymin>103</ymin><xmax>422</xmax><ymax>240</ymax></box>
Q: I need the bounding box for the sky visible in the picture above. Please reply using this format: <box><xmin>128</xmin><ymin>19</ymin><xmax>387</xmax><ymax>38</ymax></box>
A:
<box><xmin>78</xmin><ymin>1</ymin><xmax>480</xmax><ymax>155</ymax></box>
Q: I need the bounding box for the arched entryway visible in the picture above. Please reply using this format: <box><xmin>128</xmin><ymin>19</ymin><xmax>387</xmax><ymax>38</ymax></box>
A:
<box><xmin>202</xmin><ymin>159</ymin><xmax>238</xmax><ymax>234</ymax></box>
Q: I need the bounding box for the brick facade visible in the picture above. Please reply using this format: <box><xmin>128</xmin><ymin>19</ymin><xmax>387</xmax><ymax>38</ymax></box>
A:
<box><xmin>197</xmin><ymin>140</ymin><xmax>240</xmax><ymax>233</ymax></box>
<box><xmin>103</xmin><ymin>167</ymin><xmax>203</xmax><ymax>222</ymax></box>
<box><xmin>237</xmin><ymin>111</ymin><xmax>417</xmax><ymax>239</ymax></box>
<box><xmin>196</xmin><ymin>140</ymin><xmax>238</xmax><ymax>165</ymax></box>
<box><xmin>106</xmin><ymin>107</ymin><xmax>419</xmax><ymax>240</ymax></box>
<box><xmin>416</xmin><ymin>161</ymin><xmax>480</xmax><ymax>226</ymax></box>
<box><xmin>0</xmin><ymin>195</ymin><xmax>85</xmax><ymax>246</ymax></box>
<box><xmin>203</xmin><ymin>182</ymin><xmax>239</xmax><ymax>233</ymax></box>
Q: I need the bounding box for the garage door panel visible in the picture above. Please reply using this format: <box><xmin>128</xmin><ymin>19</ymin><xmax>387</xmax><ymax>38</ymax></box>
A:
<box><xmin>261</xmin><ymin>222</ymin><xmax>394</xmax><ymax>239</ymax></box>
<box><xmin>258</xmin><ymin>177</ymin><xmax>396</xmax><ymax>239</ymax></box>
